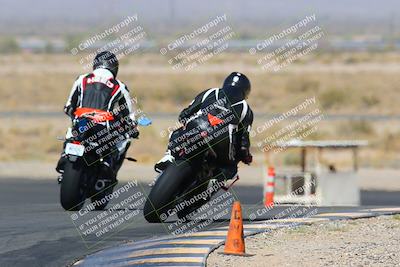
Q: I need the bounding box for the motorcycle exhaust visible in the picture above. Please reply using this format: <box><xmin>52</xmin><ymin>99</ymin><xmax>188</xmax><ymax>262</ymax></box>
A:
<box><xmin>95</xmin><ymin>179</ymin><xmax>106</xmax><ymax>191</ymax></box>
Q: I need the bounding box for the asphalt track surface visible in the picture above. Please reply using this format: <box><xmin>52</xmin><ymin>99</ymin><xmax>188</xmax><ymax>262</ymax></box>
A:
<box><xmin>0</xmin><ymin>178</ymin><xmax>399</xmax><ymax>267</ymax></box>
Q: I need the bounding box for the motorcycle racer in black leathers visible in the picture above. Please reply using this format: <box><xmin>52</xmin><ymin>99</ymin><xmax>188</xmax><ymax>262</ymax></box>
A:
<box><xmin>154</xmin><ymin>72</ymin><xmax>253</xmax><ymax>182</ymax></box>
<box><xmin>56</xmin><ymin>51</ymin><xmax>138</xmax><ymax>177</ymax></box>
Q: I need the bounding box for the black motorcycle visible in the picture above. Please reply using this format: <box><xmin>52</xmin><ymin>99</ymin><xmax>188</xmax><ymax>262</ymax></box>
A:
<box><xmin>58</xmin><ymin>108</ymin><xmax>148</xmax><ymax>211</ymax></box>
<box><xmin>144</xmin><ymin>113</ymin><xmax>238</xmax><ymax>223</ymax></box>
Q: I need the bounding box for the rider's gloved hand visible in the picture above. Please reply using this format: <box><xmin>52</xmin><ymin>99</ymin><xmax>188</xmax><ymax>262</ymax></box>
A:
<box><xmin>129</xmin><ymin>128</ymin><xmax>139</xmax><ymax>139</ymax></box>
<box><xmin>127</xmin><ymin>121</ymin><xmax>140</xmax><ymax>139</ymax></box>
<box><xmin>239</xmin><ymin>147</ymin><xmax>253</xmax><ymax>165</ymax></box>
<box><xmin>119</xmin><ymin>116</ymin><xmax>139</xmax><ymax>139</ymax></box>
<box><xmin>242</xmin><ymin>154</ymin><xmax>253</xmax><ymax>165</ymax></box>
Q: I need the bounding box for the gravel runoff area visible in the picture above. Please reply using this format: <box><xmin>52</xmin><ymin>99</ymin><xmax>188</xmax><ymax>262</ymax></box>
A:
<box><xmin>207</xmin><ymin>215</ymin><xmax>400</xmax><ymax>267</ymax></box>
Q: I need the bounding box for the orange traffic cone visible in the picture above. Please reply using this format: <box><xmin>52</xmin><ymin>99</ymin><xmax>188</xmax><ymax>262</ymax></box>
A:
<box><xmin>222</xmin><ymin>201</ymin><xmax>251</xmax><ymax>256</ymax></box>
<box><xmin>264</xmin><ymin>166</ymin><xmax>275</xmax><ymax>207</ymax></box>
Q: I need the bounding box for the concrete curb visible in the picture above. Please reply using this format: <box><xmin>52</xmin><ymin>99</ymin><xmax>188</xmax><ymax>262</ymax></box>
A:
<box><xmin>72</xmin><ymin>207</ymin><xmax>400</xmax><ymax>266</ymax></box>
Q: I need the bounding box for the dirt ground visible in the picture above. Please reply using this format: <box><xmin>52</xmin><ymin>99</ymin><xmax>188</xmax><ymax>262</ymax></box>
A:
<box><xmin>2</xmin><ymin>53</ymin><xmax>400</xmax><ymax>166</ymax></box>
<box><xmin>207</xmin><ymin>215</ymin><xmax>400</xmax><ymax>267</ymax></box>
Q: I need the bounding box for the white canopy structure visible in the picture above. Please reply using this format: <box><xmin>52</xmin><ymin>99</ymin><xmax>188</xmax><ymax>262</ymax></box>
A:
<box><xmin>264</xmin><ymin>139</ymin><xmax>368</xmax><ymax>206</ymax></box>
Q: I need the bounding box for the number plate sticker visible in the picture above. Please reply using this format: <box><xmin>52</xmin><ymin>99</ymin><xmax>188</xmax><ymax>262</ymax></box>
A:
<box><xmin>65</xmin><ymin>143</ymin><xmax>85</xmax><ymax>156</ymax></box>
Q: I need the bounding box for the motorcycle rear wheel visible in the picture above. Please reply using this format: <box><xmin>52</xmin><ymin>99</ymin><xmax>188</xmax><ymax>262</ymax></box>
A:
<box><xmin>176</xmin><ymin>181</ymin><xmax>210</xmax><ymax>220</ymax></box>
<box><xmin>60</xmin><ymin>161</ymin><xmax>85</xmax><ymax>211</ymax></box>
<box><xmin>143</xmin><ymin>160</ymin><xmax>193</xmax><ymax>223</ymax></box>
<box><xmin>90</xmin><ymin>184</ymin><xmax>115</xmax><ymax>210</ymax></box>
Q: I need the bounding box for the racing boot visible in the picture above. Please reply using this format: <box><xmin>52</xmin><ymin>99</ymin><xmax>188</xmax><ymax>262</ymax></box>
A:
<box><xmin>154</xmin><ymin>150</ymin><xmax>175</xmax><ymax>173</ymax></box>
<box><xmin>56</xmin><ymin>154</ymin><xmax>67</xmax><ymax>174</ymax></box>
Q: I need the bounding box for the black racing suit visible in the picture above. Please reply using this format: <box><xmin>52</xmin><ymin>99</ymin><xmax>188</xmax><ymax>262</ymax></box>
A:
<box><xmin>64</xmin><ymin>68</ymin><xmax>136</xmax><ymax>129</ymax></box>
<box><xmin>174</xmin><ymin>86</ymin><xmax>253</xmax><ymax>180</ymax></box>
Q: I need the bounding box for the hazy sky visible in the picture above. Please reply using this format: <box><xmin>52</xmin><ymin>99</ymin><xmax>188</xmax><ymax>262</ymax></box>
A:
<box><xmin>1</xmin><ymin>0</ymin><xmax>399</xmax><ymax>36</ymax></box>
<box><xmin>1</xmin><ymin>0</ymin><xmax>398</xmax><ymax>19</ymax></box>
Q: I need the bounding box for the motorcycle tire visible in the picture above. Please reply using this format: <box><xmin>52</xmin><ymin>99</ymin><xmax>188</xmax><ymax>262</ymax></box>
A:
<box><xmin>60</xmin><ymin>161</ymin><xmax>85</xmax><ymax>211</ymax></box>
<box><xmin>90</xmin><ymin>184</ymin><xmax>115</xmax><ymax>210</ymax></box>
<box><xmin>143</xmin><ymin>160</ymin><xmax>193</xmax><ymax>223</ymax></box>
<box><xmin>176</xmin><ymin>182</ymin><xmax>210</xmax><ymax>220</ymax></box>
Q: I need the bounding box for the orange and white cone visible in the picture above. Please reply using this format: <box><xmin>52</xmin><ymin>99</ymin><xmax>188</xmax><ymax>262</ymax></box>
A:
<box><xmin>264</xmin><ymin>166</ymin><xmax>275</xmax><ymax>207</ymax></box>
<box><xmin>222</xmin><ymin>201</ymin><xmax>251</xmax><ymax>256</ymax></box>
